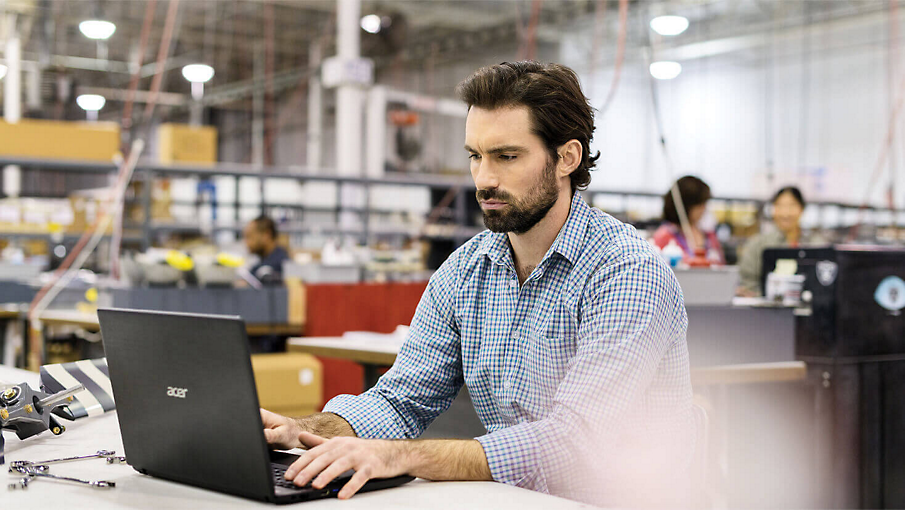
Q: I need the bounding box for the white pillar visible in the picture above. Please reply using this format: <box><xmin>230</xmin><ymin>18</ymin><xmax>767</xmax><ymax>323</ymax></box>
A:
<box><xmin>335</xmin><ymin>0</ymin><xmax>363</xmax><ymax>177</ymax></box>
<box><xmin>306</xmin><ymin>41</ymin><xmax>323</xmax><ymax>173</ymax></box>
<box><xmin>252</xmin><ymin>42</ymin><xmax>265</xmax><ymax>169</ymax></box>
<box><xmin>4</xmin><ymin>23</ymin><xmax>22</xmax><ymax>198</ymax></box>
<box><xmin>335</xmin><ymin>0</ymin><xmax>365</xmax><ymax>231</ymax></box>
<box><xmin>366</xmin><ymin>85</ymin><xmax>387</xmax><ymax>178</ymax></box>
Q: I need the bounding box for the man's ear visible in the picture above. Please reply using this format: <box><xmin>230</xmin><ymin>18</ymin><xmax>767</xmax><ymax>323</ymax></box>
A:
<box><xmin>556</xmin><ymin>139</ymin><xmax>583</xmax><ymax>178</ymax></box>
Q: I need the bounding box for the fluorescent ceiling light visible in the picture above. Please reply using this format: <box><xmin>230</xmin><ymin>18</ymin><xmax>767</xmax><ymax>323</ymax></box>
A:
<box><xmin>79</xmin><ymin>20</ymin><xmax>117</xmax><ymax>40</ymax></box>
<box><xmin>649</xmin><ymin>61</ymin><xmax>682</xmax><ymax>80</ymax></box>
<box><xmin>76</xmin><ymin>94</ymin><xmax>106</xmax><ymax>112</ymax></box>
<box><xmin>182</xmin><ymin>63</ymin><xmax>215</xmax><ymax>83</ymax></box>
<box><xmin>0</xmin><ymin>64</ymin><xmax>6</xmax><ymax>80</ymax></box>
<box><xmin>650</xmin><ymin>15</ymin><xmax>689</xmax><ymax>36</ymax></box>
<box><xmin>361</xmin><ymin>14</ymin><xmax>381</xmax><ymax>34</ymax></box>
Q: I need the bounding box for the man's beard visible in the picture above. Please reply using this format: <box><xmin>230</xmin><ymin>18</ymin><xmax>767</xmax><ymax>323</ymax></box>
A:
<box><xmin>477</xmin><ymin>159</ymin><xmax>560</xmax><ymax>234</ymax></box>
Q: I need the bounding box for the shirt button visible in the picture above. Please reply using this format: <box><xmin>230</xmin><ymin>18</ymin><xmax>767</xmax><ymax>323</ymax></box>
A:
<box><xmin>509</xmin><ymin>279</ymin><xmax>518</xmax><ymax>287</ymax></box>
<box><xmin>512</xmin><ymin>332</ymin><xmax>520</xmax><ymax>340</ymax></box>
<box><xmin>503</xmin><ymin>380</ymin><xmax>511</xmax><ymax>390</ymax></box>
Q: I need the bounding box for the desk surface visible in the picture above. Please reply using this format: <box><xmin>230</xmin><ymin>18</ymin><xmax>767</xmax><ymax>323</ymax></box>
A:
<box><xmin>287</xmin><ymin>336</ymin><xmax>401</xmax><ymax>366</ymax></box>
<box><xmin>0</xmin><ymin>365</ymin><xmax>593</xmax><ymax>510</ymax></box>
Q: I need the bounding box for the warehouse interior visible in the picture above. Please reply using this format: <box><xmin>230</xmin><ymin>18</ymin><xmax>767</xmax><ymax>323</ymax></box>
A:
<box><xmin>2</xmin><ymin>0</ymin><xmax>905</xmax><ymax>508</ymax></box>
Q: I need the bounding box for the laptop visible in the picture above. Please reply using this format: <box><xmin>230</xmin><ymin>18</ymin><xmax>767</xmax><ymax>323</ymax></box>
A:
<box><xmin>97</xmin><ymin>308</ymin><xmax>414</xmax><ymax>504</ymax></box>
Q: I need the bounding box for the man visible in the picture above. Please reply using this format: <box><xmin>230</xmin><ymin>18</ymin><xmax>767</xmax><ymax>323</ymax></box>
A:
<box><xmin>243</xmin><ymin>215</ymin><xmax>290</xmax><ymax>285</ymax></box>
<box><xmin>261</xmin><ymin>62</ymin><xmax>693</xmax><ymax>505</ymax></box>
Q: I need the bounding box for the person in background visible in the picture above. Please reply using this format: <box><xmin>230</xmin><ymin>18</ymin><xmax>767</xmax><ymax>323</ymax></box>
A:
<box><xmin>243</xmin><ymin>215</ymin><xmax>290</xmax><ymax>285</ymax></box>
<box><xmin>737</xmin><ymin>186</ymin><xmax>826</xmax><ymax>296</ymax></box>
<box><xmin>652</xmin><ymin>175</ymin><xmax>725</xmax><ymax>265</ymax></box>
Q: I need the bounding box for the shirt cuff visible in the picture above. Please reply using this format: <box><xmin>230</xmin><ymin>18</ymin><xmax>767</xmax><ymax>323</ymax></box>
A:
<box><xmin>476</xmin><ymin>422</ymin><xmax>546</xmax><ymax>492</ymax></box>
<box><xmin>322</xmin><ymin>393</ymin><xmax>409</xmax><ymax>439</ymax></box>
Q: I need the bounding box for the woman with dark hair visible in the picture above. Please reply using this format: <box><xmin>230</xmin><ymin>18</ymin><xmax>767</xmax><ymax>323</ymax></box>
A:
<box><xmin>737</xmin><ymin>186</ymin><xmax>827</xmax><ymax>296</ymax></box>
<box><xmin>652</xmin><ymin>175</ymin><xmax>725</xmax><ymax>265</ymax></box>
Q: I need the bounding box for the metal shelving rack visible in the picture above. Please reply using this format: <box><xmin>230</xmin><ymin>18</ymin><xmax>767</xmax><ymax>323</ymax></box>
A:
<box><xmin>3</xmin><ymin>155</ymin><xmax>905</xmax><ymax>250</ymax></box>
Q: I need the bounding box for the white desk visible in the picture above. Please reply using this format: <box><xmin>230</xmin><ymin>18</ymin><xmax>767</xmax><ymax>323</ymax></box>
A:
<box><xmin>288</xmin><ymin>336</ymin><xmax>403</xmax><ymax>389</ymax></box>
<box><xmin>0</xmin><ymin>366</ymin><xmax>595</xmax><ymax>509</ymax></box>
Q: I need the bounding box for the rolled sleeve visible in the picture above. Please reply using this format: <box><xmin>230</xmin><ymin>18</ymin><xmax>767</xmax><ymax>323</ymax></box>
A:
<box><xmin>477</xmin><ymin>422</ymin><xmax>544</xmax><ymax>491</ymax></box>
<box><xmin>322</xmin><ymin>391</ymin><xmax>409</xmax><ymax>439</ymax></box>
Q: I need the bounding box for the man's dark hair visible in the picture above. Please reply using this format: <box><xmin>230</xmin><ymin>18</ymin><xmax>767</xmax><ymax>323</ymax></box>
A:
<box><xmin>662</xmin><ymin>175</ymin><xmax>711</xmax><ymax>225</ymax></box>
<box><xmin>251</xmin><ymin>215</ymin><xmax>277</xmax><ymax>239</ymax></box>
<box><xmin>772</xmin><ymin>186</ymin><xmax>805</xmax><ymax>208</ymax></box>
<box><xmin>455</xmin><ymin>61</ymin><xmax>600</xmax><ymax>193</ymax></box>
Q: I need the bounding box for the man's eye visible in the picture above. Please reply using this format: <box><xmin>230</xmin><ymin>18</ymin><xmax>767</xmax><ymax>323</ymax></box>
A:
<box><xmin>500</xmin><ymin>155</ymin><xmax>517</xmax><ymax>161</ymax></box>
<box><xmin>469</xmin><ymin>154</ymin><xmax>481</xmax><ymax>161</ymax></box>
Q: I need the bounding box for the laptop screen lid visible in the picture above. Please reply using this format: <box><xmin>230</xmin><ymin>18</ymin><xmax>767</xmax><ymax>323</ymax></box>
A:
<box><xmin>98</xmin><ymin>308</ymin><xmax>275</xmax><ymax>500</ymax></box>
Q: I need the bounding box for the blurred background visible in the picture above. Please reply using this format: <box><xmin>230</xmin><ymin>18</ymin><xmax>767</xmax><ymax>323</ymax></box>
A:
<box><xmin>2</xmin><ymin>1</ymin><xmax>905</xmax><ymax>508</ymax></box>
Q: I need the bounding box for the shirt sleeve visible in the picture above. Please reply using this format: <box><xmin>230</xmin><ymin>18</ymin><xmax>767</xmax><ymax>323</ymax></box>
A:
<box><xmin>476</xmin><ymin>249</ymin><xmax>693</xmax><ymax>499</ymax></box>
<box><xmin>322</xmin><ymin>255</ymin><xmax>464</xmax><ymax>439</ymax></box>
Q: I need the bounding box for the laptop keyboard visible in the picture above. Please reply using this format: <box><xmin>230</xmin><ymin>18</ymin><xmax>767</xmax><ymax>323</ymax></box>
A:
<box><xmin>271</xmin><ymin>464</ymin><xmax>312</xmax><ymax>491</ymax></box>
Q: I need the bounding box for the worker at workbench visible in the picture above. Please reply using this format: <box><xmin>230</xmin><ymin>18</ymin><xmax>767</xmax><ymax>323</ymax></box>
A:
<box><xmin>737</xmin><ymin>186</ymin><xmax>828</xmax><ymax>296</ymax></box>
<box><xmin>259</xmin><ymin>62</ymin><xmax>695</xmax><ymax>506</ymax></box>
<box><xmin>242</xmin><ymin>215</ymin><xmax>290</xmax><ymax>286</ymax></box>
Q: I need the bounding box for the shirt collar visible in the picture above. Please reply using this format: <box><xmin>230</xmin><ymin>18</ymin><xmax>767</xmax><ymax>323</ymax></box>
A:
<box><xmin>478</xmin><ymin>191</ymin><xmax>591</xmax><ymax>268</ymax></box>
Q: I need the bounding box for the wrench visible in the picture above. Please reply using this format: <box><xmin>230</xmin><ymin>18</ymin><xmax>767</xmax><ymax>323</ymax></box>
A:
<box><xmin>9</xmin><ymin>450</ymin><xmax>116</xmax><ymax>471</ymax></box>
<box><xmin>19</xmin><ymin>468</ymin><xmax>115</xmax><ymax>489</ymax></box>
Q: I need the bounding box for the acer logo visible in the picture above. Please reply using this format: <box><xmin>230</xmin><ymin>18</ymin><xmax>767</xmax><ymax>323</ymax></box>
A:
<box><xmin>166</xmin><ymin>386</ymin><xmax>188</xmax><ymax>399</ymax></box>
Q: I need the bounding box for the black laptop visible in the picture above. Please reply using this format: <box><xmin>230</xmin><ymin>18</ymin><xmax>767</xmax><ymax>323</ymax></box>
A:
<box><xmin>97</xmin><ymin>308</ymin><xmax>413</xmax><ymax>504</ymax></box>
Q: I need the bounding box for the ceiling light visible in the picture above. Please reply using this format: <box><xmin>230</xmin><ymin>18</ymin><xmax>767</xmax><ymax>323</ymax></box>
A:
<box><xmin>76</xmin><ymin>94</ymin><xmax>106</xmax><ymax>112</ymax></box>
<box><xmin>182</xmin><ymin>64</ymin><xmax>215</xmax><ymax>84</ymax></box>
<box><xmin>79</xmin><ymin>20</ymin><xmax>117</xmax><ymax>40</ymax></box>
<box><xmin>650</xmin><ymin>15</ymin><xmax>689</xmax><ymax>36</ymax></box>
<box><xmin>360</xmin><ymin>14</ymin><xmax>381</xmax><ymax>34</ymax></box>
<box><xmin>0</xmin><ymin>64</ymin><xmax>6</xmax><ymax>80</ymax></box>
<box><xmin>649</xmin><ymin>61</ymin><xmax>682</xmax><ymax>80</ymax></box>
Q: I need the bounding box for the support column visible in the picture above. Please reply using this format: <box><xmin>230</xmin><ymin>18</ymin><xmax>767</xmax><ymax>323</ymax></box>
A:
<box><xmin>3</xmin><ymin>17</ymin><xmax>22</xmax><ymax>198</ymax></box>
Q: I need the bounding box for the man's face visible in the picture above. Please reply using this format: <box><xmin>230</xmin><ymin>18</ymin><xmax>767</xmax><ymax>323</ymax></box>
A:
<box><xmin>465</xmin><ymin>106</ymin><xmax>562</xmax><ymax>234</ymax></box>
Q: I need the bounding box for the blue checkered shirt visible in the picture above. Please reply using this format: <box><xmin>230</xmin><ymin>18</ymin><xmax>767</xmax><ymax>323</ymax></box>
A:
<box><xmin>324</xmin><ymin>192</ymin><xmax>694</xmax><ymax>503</ymax></box>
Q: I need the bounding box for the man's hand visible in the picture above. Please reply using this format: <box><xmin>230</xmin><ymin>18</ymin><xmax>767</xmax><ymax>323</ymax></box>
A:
<box><xmin>261</xmin><ymin>409</ymin><xmax>303</xmax><ymax>450</ymax></box>
<box><xmin>285</xmin><ymin>432</ymin><xmax>406</xmax><ymax>499</ymax></box>
<box><xmin>283</xmin><ymin>431</ymin><xmax>492</xmax><ymax>499</ymax></box>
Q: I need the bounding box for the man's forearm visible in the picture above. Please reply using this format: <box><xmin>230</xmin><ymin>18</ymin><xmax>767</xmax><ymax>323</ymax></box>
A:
<box><xmin>399</xmin><ymin>439</ymin><xmax>492</xmax><ymax>481</ymax></box>
<box><xmin>294</xmin><ymin>412</ymin><xmax>356</xmax><ymax>438</ymax></box>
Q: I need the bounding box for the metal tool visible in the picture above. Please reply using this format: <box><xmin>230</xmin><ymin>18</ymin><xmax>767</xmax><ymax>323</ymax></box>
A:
<box><xmin>9</xmin><ymin>450</ymin><xmax>117</xmax><ymax>471</ymax></box>
<box><xmin>7</xmin><ymin>449</ymin><xmax>124</xmax><ymax>490</ymax></box>
<box><xmin>8</xmin><ymin>465</ymin><xmax>114</xmax><ymax>489</ymax></box>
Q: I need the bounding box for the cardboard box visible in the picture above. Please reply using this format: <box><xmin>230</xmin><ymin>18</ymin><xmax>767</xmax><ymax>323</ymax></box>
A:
<box><xmin>0</xmin><ymin>119</ymin><xmax>119</xmax><ymax>161</ymax></box>
<box><xmin>157</xmin><ymin>123</ymin><xmax>218</xmax><ymax>164</ymax></box>
<box><xmin>251</xmin><ymin>353</ymin><xmax>322</xmax><ymax>418</ymax></box>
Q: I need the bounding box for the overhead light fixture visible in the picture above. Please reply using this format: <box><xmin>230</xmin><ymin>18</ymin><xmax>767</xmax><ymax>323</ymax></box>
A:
<box><xmin>182</xmin><ymin>63</ymin><xmax>215</xmax><ymax>84</ymax></box>
<box><xmin>0</xmin><ymin>64</ymin><xmax>6</xmax><ymax>80</ymax></box>
<box><xmin>649</xmin><ymin>61</ymin><xmax>682</xmax><ymax>80</ymax></box>
<box><xmin>79</xmin><ymin>20</ymin><xmax>117</xmax><ymax>40</ymax></box>
<box><xmin>650</xmin><ymin>15</ymin><xmax>689</xmax><ymax>36</ymax></box>
<box><xmin>360</xmin><ymin>14</ymin><xmax>382</xmax><ymax>34</ymax></box>
<box><xmin>76</xmin><ymin>94</ymin><xmax>106</xmax><ymax>121</ymax></box>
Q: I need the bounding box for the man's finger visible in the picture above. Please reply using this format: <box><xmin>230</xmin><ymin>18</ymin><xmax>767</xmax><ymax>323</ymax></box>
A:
<box><xmin>338</xmin><ymin>469</ymin><xmax>371</xmax><ymax>500</ymax></box>
<box><xmin>263</xmin><ymin>428</ymin><xmax>277</xmax><ymax>444</ymax></box>
<box><xmin>312</xmin><ymin>457</ymin><xmax>354</xmax><ymax>489</ymax></box>
<box><xmin>285</xmin><ymin>441</ymin><xmax>333</xmax><ymax>479</ymax></box>
<box><xmin>291</xmin><ymin>449</ymin><xmax>343</xmax><ymax>487</ymax></box>
<box><xmin>298</xmin><ymin>431</ymin><xmax>327</xmax><ymax>448</ymax></box>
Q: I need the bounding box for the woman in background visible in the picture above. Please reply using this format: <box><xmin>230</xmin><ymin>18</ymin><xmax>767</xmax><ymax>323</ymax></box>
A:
<box><xmin>652</xmin><ymin>175</ymin><xmax>725</xmax><ymax>265</ymax></box>
<box><xmin>737</xmin><ymin>186</ymin><xmax>827</xmax><ymax>296</ymax></box>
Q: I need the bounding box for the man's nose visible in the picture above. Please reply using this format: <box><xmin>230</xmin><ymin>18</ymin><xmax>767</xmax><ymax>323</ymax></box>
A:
<box><xmin>472</xmin><ymin>161</ymin><xmax>499</xmax><ymax>190</ymax></box>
